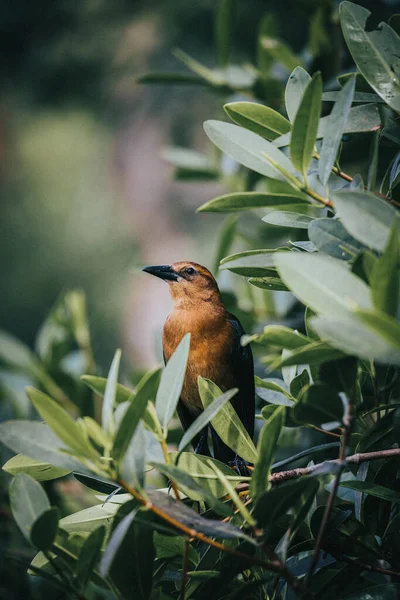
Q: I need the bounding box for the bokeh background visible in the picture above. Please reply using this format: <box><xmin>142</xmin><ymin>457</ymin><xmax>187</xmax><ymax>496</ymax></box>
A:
<box><xmin>1</xmin><ymin>1</ymin><xmax>400</xmax><ymax>598</ymax></box>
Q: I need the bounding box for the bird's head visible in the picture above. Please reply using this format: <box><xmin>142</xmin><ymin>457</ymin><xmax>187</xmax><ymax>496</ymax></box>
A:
<box><xmin>142</xmin><ymin>261</ymin><xmax>221</xmax><ymax>307</ymax></box>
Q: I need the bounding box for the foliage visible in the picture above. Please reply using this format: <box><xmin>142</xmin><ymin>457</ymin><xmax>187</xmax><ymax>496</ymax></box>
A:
<box><xmin>2</xmin><ymin>2</ymin><xmax>400</xmax><ymax>599</ymax></box>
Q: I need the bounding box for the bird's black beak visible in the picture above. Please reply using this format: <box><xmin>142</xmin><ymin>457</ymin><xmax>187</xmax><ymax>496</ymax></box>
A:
<box><xmin>142</xmin><ymin>265</ymin><xmax>180</xmax><ymax>282</ymax></box>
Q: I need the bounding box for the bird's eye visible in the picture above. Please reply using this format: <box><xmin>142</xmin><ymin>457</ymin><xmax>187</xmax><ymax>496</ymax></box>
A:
<box><xmin>185</xmin><ymin>267</ymin><xmax>195</xmax><ymax>275</ymax></box>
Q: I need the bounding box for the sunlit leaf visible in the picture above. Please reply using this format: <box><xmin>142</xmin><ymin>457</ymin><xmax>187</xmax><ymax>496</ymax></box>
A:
<box><xmin>102</xmin><ymin>349</ymin><xmax>121</xmax><ymax>438</ymax></box>
<box><xmin>285</xmin><ymin>66</ymin><xmax>311</xmax><ymax>122</ymax></box>
<box><xmin>2</xmin><ymin>454</ymin><xmax>70</xmax><ymax>482</ymax></box>
<box><xmin>224</xmin><ymin>101</ymin><xmax>291</xmax><ymax>140</ymax></box>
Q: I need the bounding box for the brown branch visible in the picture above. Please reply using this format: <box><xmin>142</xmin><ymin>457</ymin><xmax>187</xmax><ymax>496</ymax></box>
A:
<box><xmin>343</xmin><ymin>558</ymin><xmax>400</xmax><ymax>579</ymax></box>
<box><xmin>305</xmin><ymin>395</ymin><xmax>353</xmax><ymax>588</ymax></box>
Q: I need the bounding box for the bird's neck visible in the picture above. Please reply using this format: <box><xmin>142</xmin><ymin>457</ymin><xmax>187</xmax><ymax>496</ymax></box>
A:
<box><xmin>166</xmin><ymin>297</ymin><xmax>228</xmax><ymax>339</ymax></box>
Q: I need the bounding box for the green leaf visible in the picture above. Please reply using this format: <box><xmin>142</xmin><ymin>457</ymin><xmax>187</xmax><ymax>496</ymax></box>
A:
<box><xmin>2</xmin><ymin>454</ymin><xmax>70</xmax><ymax>481</ymax></box>
<box><xmin>250</xmin><ymin>406</ymin><xmax>284</xmax><ymax>500</ymax></box>
<box><xmin>10</xmin><ymin>473</ymin><xmax>50</xmax><ymax>541</ymax></box>
<box><xmin>212</xmin><ymin>216</ymin><xmax>237</xmax><ymax>274</ymax></box>
<box><xmin>75</xmin><ymin>526</ymin><xmax>106</xmax><ymax>589</ymax></box>
<box><xmin>121</xmin><ymin>421</ymin><xmax>147</xmax><ymax>489</ymax></box>
<box><xmin>112</xmin><ymin>368</ymin><xmax>158</xmax><ymax>464</ymax></box>
<box><xmin>82</xmin><ymin>417</ymin><xmax>112</xmax><ymax>449</ymax></box>
<box><xmin>199</xmin><ymin>377</ymin><xmax>257</xmax><ymax>463</ymax></box>
<box><xmin>220</xmin><ymin>248</ymin><xmax>289</xmax><ymax>277</ymax></box>
<box><xmin>271</xmin><ymin>341</ymin><xmax>345</xmax><ymax>368</ymax></box>
<box><xmin>0</xmin><ymin>421</ymin><xmax>89</xmax><ymax>472</ymax></box>
<box><xmin>243</xmin><ymin>325</ymin><xmax>310</xmax><ymax>349</ymax></box>
<box><xmin>310</xmin><ymin>315</ymin><xmax>400</xmax><ymax>365</ymax></box>
<box><xmin>322</xmin><ymin>90</ymin><xmax>383</xmax><ymax>103</ymax></box>
<box><xmin>275</xmin><ymin>252</ymin><xmax>373</xmax><ymax>319</ymax></box>
<box><xmin>290</xmin><ymin>368</ymin><xmax>310</xmax><ymax>399</ymax></box>
<box><xmin>248</xmin><ymin>277</ymin><xmax>289</xmax><ymax>291</ymax></box>
<box><xmin>340</xmin><ymin>2</ymin><xmax>400</xmax><ymax>112</ymax></box>
<box><xmin>255</xmin><ymin>376</ymin><xmax>295</xmax><ymax>406</ymax></box>
<box><xmin>290</xmin><ymin>72</ymin><xmax>322</xmax><ymax>179</ymax></box>
<box><xmin>154</xmin><ymin>533</ymin><xmax>199</xmax><ymax>564</ymax></box>
<box><xmin>292</xmin><ymin>384</ymin><xmax>344</xmax><ymax>426</ymax></box>
<box><xmin>171</xmin><ymin>452</ymin><xmax>237</xmax><ymax>498</ymax></box>
<box><xmin>285</xmin><ymin>66</ymin><xmax>311</xmax><ymax>122</ymax></box>
<box><xmin>333</xmin><ymin>186</ymin><xmax>400</xmax><ymax>254</ymax></box>
<box><xmin>319</xmin><ymin>75</ymin><xmax>356</xmax><ymax>185</ymax></box>
<box><xmin>198</xmin><ymin>187</ymin><xmax>308</xmax><ymax>213</ymax></box>
<box><xmin>355</xmin><ymin>309</ymin><xmax>400</xmax><ymax>352</ymax></box>
<box><xmin>206</xmin><ymin>460</ymin><xmax>255</xmax><ymax>526</ymax></box>
<box><xmin>263</xmin><ymin>211</ymin><xmax>314</xmax><ymax>229</ymax></box>
<box><xmin>60</xmin><ymin>503</ymin><xmax>118</xmax><ymax>533</ymax></box>
<box><xmin>308</xmin><ymin>218</ymin><xmax>366</xmax><ymax>261</ymax></box>
<box><xmin>81</xmin><ymin>375</ymin><xmax>135</xmax><ymax>405</ymax></box>
<box><xmin>339</xmin><ymin>480</ymin><xmax>400</xmax><ymax>503</ymax></box>
<box><xmin>150</xmin><ymin>462</ymin><xmax>231</xmax><ymax>517</ymax></box>
<box><xmin>224</xmin><ymin>102</ymin><xmax>291</xmax><ymax>141</ymax></box>
<box><xmin>27</xmin><ymin>387</ymin><xmax>98</xmax><ymax>460</ymax></box>
<box><xmin>215</xmin><ymin>0</ymin><xmax>236</xmax><ymax>67</ymax></box>
<box><xmin>178</xmin><ymin>386</ymin><xmax>238</xmax><ymax>452</ymax></box>
<box><xmin>156</xmin><ymin>333</ymin><xmax>190</xmax><ymax>436</ymax></box>
<box><xmin>100</xmin><ymin>511</ymin><xmax>155</xmax><ymax>600</ymax></box>
<box><xmin>203</xmin><ymin>120</ymin><xmax>299</xmax><ymax>181</ymax></box>
<box><xmin>274</xmin><ymin>103</ymin><xmax>381</xmax><ymax>148</ymax></box>
<box><xmin>30</xmin><ymin>507</ymin><xmax>59</xmax><ymax>551</ymax></box>
<box><xmin>102</xmin><ymin>349</ymin><xmax>121</xmax><ymax>438</ymax></box>
<box><xmin>370</xmin><ymin>223</ymin><xmax>400</xmax><ymax>316</ymax></box>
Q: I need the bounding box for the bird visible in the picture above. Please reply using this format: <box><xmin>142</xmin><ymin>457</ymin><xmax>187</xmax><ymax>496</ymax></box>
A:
<box><xmin>142</xmin><ymin>261</ymin><xmax>255</xmax><ymax>466</ymax></box>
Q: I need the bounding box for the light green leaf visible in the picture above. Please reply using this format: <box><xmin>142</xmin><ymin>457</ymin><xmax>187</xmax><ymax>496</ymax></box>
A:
<box><xmin>102</xmin><ymin>349</ymin><xmax>121</xmax><ymax>438</ymax></box>
<box><xmin>0</xmin><ymin>421</ymin><xmax>89</xmax><ymax>472</ymax></box>
<box><xmin>171</xmin><ymin>452</ymin><xmax>237</xmax><ymax>498</ymax></box>
<box><xmin>355</xmin><ymin>309</ymin><xmax>400</xmax><ymax>352</ymax></box>
<box><xmin>81</xmin><ymin>375</ymin><xmax>135</xmax><ymax>405</ymax></box>
<box><xmin>203</xmin><ymin>120</ymin><xmax>299</xmax><ymax>181</ymax></box>
<box><xmin>242</xmin><ymin>325</ymin><xmax>310</xmax><ymax>349</ymax></box>
<box><xmin>199</xmin><ymin>377</ymin><xmax>257</xmax><ymax>463</ymax></box>
<box><xmin>155</xmin><ymin>333</ymin><xmax>190</xmax><ymax>436</ymax></box>
<box><xmin>290</xmin><ymin>72</ymin><xmax>322</xmax><ymax>179</ymax></box>
<box><xmin>82</xmin><ymin>417</ymin><xmax>112</xmax><ymax>449</ymax></box>
<box><xmin>311</xmin><ymin>315</ymin><xmax>400</xmax><ymax>365</ymax></box>
<box><xmin>308</xmin><ymin>218</ymin><xmax>366</xmax><ymax>261</ymax></box>
<box><xmin>197</xmin><ymin>187</ymin><xmax>308</xmax><ymax>213</ymax></box>
<box><xmin>178</xmin><ymin>386</ymin><xmax>238</xmax><ymax>452</ymax></box>
<box><xmin>112</xmin><ymin>368</ymin><xmax>159</xmax><ymax>464</ymax></box>
<box><xmin>220</xmin><ymin>248</ymin><xmax>289</xmax><ymax>277</ymax></box>
<box><xmin>370</xmin><ymin>223</ymin><xmax>400</xmax><ymax>316</ymax></box>
<box><xmin>319</xmin><ymin>75</ymin><xmax>356</xmax><ymax>185</ymax></box>
<box><xmin>2</xmin><ymin>454</ymin><xmax>70</xmax><ymax>481</ymax></box>
<box><xmin>275</xmin><ymin>252</ymin><xmax>373</xmax><ymax>318</ymax></box>
<box><xmin>285</xmin><ymin>66</ymin><xmax>311</xmax><ymax>122</ymax></box>
<box><xmin>224</xmin><ymin>101</ymin><xmax>291</xmax><ymax>141</ymax></box>
<box><xmin>27</xmin><ymin>387</ymin><xmax>98</xmax><ymax>460</ymax></box>
<box><xmin>333</xmin><ymin>189</ymin><xmax>400</xmax><ymax>252</ymax></box>
<box><xmin>250</xmin><ymin>406</ymin><xmax>285</xmax><ymax>500</ymax></box>
<box><xmin>263</xmin><ymin>211</ymin><xmax>315</xmax><ymax>229</ymax></box>
<box><xmin>255</xmin><ymin>376</ymin><xmax>295</xmax><ymax>406</ymax></box>
<box><xmin>340</xmin><ymin>2</ymin><xmax>400</xmax><ymax>112</ymax></box>
<box><xmin>268</xmin><ymin>341</ymin><xmax>344</xmax><ymax>368</ymax></box>
<box><xmin>60</xmin><ymin>503</ymin><xmax>118</xmax><ymax>533</ymax></box>
<box><xmin>206</xmin><ymin>460</ymin><xmax>255</xmax><ymax>525</ymax></box>
<box><xmin>10</xmin><ymin>473</ymin><xmax>50</xmax><ymax>541</ymax></box>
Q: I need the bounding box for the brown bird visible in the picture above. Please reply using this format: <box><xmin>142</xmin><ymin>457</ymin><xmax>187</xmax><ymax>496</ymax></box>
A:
<box><xmin>142</xmin><ymin>261</ymin><xmax>255</xmax><ymax>465</ymax></box>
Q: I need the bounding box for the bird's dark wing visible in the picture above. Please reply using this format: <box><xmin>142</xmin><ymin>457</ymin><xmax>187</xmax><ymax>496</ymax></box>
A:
<box><xmin>210</xmin><ymin>313</ymin><xmax>255</xmax><ymax>464</ymax></box>
<box><xmin>227</xmin><ymin>312</ymin><xmax>255</xmax><ymax>440</ymax></box>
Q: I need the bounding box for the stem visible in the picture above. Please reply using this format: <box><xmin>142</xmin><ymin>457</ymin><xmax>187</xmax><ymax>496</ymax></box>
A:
<box><xmin>305</xmin><ymin>394</ymin><xmax>353</xmax><ymax>588</ymax></box>
<box><xmin>180</xmin><ymin>538</ymin><xmax>190</xmax><ymax>600</ymax></box>
<box><xmin>303</xmin><ymin>186</ymin><xmax>333</xmax><ymax>207</ymax></box>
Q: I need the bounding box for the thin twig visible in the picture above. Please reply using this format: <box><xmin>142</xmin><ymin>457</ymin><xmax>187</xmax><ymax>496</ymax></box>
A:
<box><xmin>160</xmin><ymin>438</ymin><xmax>181</xmax><ymax>501</ymax></box>
<box><xmin>305</xmin><ymin>394</ymin><xmax>353</xmax><ymax>589</ymax></box>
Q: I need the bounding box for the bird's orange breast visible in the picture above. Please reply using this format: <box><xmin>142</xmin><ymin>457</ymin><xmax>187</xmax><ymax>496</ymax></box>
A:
<box><xmin>163</xmin><ymin>308</ymin><xmax>236</xmax><ymax>414</ymax></box>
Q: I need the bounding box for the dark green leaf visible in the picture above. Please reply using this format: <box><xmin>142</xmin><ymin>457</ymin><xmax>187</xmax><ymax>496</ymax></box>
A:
<box><xmin>340</xmin><ymin>2</ymin><xmax>400</xmax><ymax>112</ymax></box>
<box><xmin>290</xmin><ymin>72</ymin><xmax>322</xmax><ymax>179</ymax></box>
<box><xmin>250</xmin><ymin>406</ymin><xmax>284</xmax><ymax>499</ymax></box>
<box><xmin>248</xmin><ymin>277</ymin><xmax>289</xmax><ymax>291</ymax></box>
<box><xmin>370</xmin><ymin>223</ymin><xmax>400</xmax><ymax>317</ymax></box>
<box><xmin>30</xmin><ymin>507</ymin><xmax>59</xmax><ymax>551</ymax></box>
<box><xmin>203</xmin><ymin>120</ymin><xmax>298</xmax><ymax>181</ymax></box>
<box><xmin>100</xmin><ymin>510</ymin><xmax>155</xmax><ymax>600</ymax></box>
<box><xmin>121</xmin><ymin>421</ymin><xmax>147</xmax><ymax>488</ymax></box>
<box><xmin>340</xmin><ymin>481</ymin><xmax>400</xmax><ymax>503</ymax></box>
<box><xmin>10</xmin><ymin>473</ymin><xmax>50</xmax><ymax>541</ymax></box>
<box><xmin>73</xmin><ymin>473</ymin><xmax>121</xmax><ymax>495</ymax></box>
<box><xmin>224</xmin><ymin>101</ymin><xmax>290</xmax><ymax>141</ymax></box>
<box><xmin>156</xmin><ymin>333</ymin><xmax>190</xmax><ymax>436</ymax></box>
<box><xmin>292</xmin><ymin>384</ymin><xmax>344</xmax><ymax>426</ymax></box>
<box><xmin>215</xmin><ymin>0</ymin><xmax>236</xmax><ymax>67</ymax></box>
<box><xmin>290</xmin><ymin>368</ymin><xmax>310</xmax><ymax>399</ymax></box>
<box><xmin>198</xmin><ymin>187</ymin><xmax>308</xmax><ymax>213</ymax></box>
<box><xmin>75</xmin><ymin>526</ymin><xmax>106</xmax><ymax>588</ymax></box>
<box><xmin>319</xmin><ymin>75</ymin><xmax>356</xmax><ymax>185</ymax></box>
<box><xmin>137</xmin><ymin>73</ymin><xmax>205</xmax><ymax>85</ymax></box>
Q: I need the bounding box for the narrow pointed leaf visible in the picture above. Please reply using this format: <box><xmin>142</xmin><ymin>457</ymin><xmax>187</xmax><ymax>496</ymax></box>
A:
<box><xmin>102</xmin><ymin>349</ymin><xmax>122</xmax><ymax>438</ymax></box>
<box><xmin>2</xmin><ymin>454</ymin><xmax>70</xmax><ymax>481</ymax></box>
<box><xmin>198</xmin><ymin>188</ymin><xmax>308</xmax><ymax>213</ymax></box>
<box><xmin>319</xmin><ymin>75</ymin><xmax>356</xmax><ymax>185</ymax></box>
<box><xmin>285</xmin><ymin>67</ymin><xmax>311</xmax><ymax>122</ymax></box>
<box><xmin>156</xmin><ymin>333</ymin><xmax>190</xmax><ymax>435</ymax></box>
<box><xmin>250</xmin><ymin>406</ymin><xmax>285</xmax><ymax>500</ymax></box>
<box><xmin>75</xmin><ymin>525</ymin><xmax>106</xmax><ymax>588</ymax></box>
<box><xmin>369</xmin><ymin>223</ymin><xmax>400</xmax><ymax>316</ymax></box>
<box><xmin>215</xmin><ymin>0</ymin><xmax>236</xmax><ymax>67</ymax></box>
<box><xmin>263</xmin><ymin>211</ymin><xmax>314</xmax><ymax>229</ymax></box>
<box><xmin>290</xmin><ymin>72</ymin><xmax>322</xmax><ymax>178</ymax></box>
<box><xmin>224</xmin><ymin>101</ymin><xmax>291</xmax><ymax>140</ymax></box>
<box><xmin>178</xmin><ymin>387</ymin><xmax>238</xmax><ymax>452</ymax></box>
